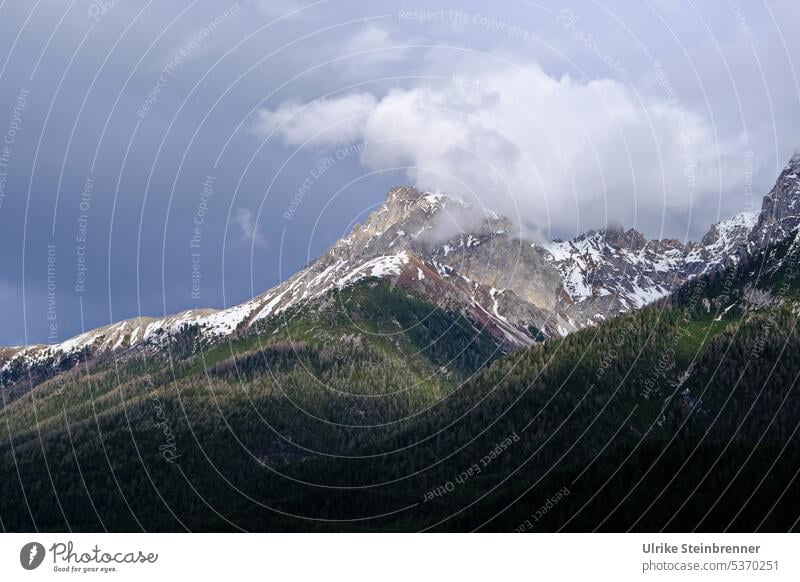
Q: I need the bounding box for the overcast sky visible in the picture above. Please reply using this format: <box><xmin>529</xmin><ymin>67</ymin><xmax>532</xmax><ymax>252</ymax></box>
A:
<box><xmin>0</xmin><ymin>0</ymin><xmax>798</xmax><ymax>345</ymax></box>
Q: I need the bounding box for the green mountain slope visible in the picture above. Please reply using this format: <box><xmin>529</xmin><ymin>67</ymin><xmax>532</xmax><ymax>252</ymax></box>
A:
<box><xmin>2</xmin><ymin>234</ymin><xmax>800</xmax><ymax>532</ymax></box>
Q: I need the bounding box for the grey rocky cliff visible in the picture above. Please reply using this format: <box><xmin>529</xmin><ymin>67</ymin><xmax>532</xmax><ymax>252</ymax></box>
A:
<box><xmin>750</xmin><ymin>153</ymin><xmax>800</xmax><ymax>249</ymax></box>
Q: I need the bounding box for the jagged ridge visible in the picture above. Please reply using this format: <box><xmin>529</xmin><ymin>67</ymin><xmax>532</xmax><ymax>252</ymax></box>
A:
<box><xmin>3</xmin><ymin>155</ymin><xmax>799</xmax><ymax>385</ymax></box>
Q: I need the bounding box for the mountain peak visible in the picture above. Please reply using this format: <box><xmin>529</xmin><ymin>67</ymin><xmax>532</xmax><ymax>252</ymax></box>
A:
<box><xmin>783</xmin><ymin>151</ymin><xmax>800</xmax><ymax>173</ymax></box>
<box><xmin>750</xmin><ymin>154</ymin><xmax>800</xmax><ymax>247</ymax></box>
<box><xmin>385</xmin><ymin>185</ymin><xmax>423</xmax><ymax>203</ymax></box>
<box><xmin>600</xmin><ymin>226</ymin><xmax>647</xmax><ymax>251</ymax></box>
<box><xmin>349</xmin><ymin>186</ymin><xmax>446</xmax><ymax>243</ymax></box>
<box><xmin>701</xmin><ymin>210</ymin><xmax>758</xmax><ymax>248</ymax></box>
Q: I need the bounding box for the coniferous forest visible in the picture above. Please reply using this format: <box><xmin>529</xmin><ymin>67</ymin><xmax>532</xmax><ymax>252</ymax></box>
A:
<box><xmin>2</xmin><ymin>229</ymin><xmax>800</xmax><ymax>532</ymax></box>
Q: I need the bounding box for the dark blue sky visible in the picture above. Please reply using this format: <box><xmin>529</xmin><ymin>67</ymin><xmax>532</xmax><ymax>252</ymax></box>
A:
<box><xmin>0</xmin><ymin>0</ymin><xmax>798</xmax><ymax>345</ymax></box>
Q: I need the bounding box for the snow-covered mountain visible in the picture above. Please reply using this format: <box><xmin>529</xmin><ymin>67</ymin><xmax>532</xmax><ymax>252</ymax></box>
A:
<box><xmin>3</xmin><ymin>154</ymin><xmax>800</xmax><ymax>385</ymax></box>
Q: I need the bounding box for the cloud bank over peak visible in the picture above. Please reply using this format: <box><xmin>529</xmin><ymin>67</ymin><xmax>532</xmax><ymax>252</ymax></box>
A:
<box><xmin>252</xmin><ymin>92</ymin><xmax>378</xmax><ymax>148</ymax></box>
<box><xmin>252</xmin><ymin>62</ymin><xmax>745</xmax><ymax>241</ymax></box>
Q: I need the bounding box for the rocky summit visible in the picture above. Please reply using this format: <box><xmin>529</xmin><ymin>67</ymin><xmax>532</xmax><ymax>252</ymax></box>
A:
<box><xmin>3</xmin><ymin>155</ymin><xmax>800</xmax><ymax>384</ymax></box>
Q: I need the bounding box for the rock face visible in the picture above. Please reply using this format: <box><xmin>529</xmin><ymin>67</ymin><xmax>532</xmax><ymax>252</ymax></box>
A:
<box><xmin>3</xmin><ymin>155</ymin><xmax>800</xmax><ymax>382</ymax></box>
<box><xmin>750</xmin><ymin>153</ymin><xmax>800</xmax><ymax>248</ymax></box>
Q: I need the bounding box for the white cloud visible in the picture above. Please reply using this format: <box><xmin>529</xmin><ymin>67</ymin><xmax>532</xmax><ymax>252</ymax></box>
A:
<box><xmin>338</xmin><ymin>25</ymin><xmax>411</xmax><ymax>74</ymax></box>
<box><xmin>232</xmin><ymin>207</ymin><xmax>269</xmax><ymax>249</ymax></box>
<box><xmin>253</xmin><ymin>62</ymin><xmax>745</xmax><ymax>241</ymax></box>
<box><xmin>251</xmin><ymin>92</ymin><xmax>377</xmax><ymax>148</ymax></box>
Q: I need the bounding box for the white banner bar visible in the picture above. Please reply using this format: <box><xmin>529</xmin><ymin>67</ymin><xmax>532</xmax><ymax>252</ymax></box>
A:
<box><xmin>1</xmin><ymin>533</ymin><xmax>798</xmax><ymax>581</ymax></box>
